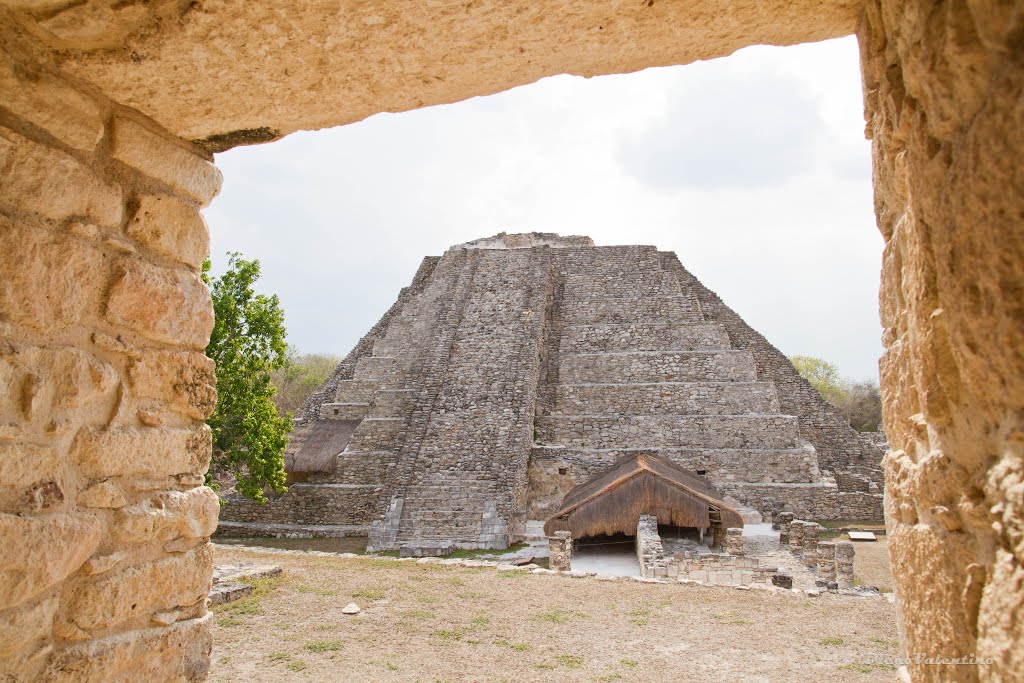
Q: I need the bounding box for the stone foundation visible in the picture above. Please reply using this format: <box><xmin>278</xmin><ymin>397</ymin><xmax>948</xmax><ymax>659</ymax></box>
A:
<box><xmin>548</xmin><ymin>532</ymin><xmax>572</xmax><ymax>572</ymax></box>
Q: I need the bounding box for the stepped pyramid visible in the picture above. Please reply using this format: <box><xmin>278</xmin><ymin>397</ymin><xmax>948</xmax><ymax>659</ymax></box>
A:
<box><xmin>218</xmin><ymin>233</ymin><xmax>884</xmax><ymax>549</ymax></box>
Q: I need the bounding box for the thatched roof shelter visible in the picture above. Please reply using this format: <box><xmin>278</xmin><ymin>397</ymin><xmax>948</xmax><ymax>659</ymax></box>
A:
<box><xmin>285</xmin><ymin>420</ymin><xmax>358</xmax><ymax>474</ymax></box>
<box><xmin>543</xmin><ymin>452</ymin><xmax>744</xmax><ymax>537</ymax></box>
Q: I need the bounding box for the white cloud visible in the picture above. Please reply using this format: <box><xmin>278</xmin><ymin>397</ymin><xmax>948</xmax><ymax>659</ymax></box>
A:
<box><xmin>204</xmin><ymin>36</ymin><xmax>883</xmax><ymax>382</ymax></box>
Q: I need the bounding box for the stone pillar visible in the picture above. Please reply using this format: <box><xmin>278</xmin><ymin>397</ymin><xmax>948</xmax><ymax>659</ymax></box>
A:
<box><xmin>801</xmin><ymin>524</ymin><xmax>819</xmax><ymax>568</ymax></box>
<box><xmin>0</xmin><ymin>30</ymin><xmax>221</xmax><ymax>680</ymax></box>
<box><xmin>724</xmin><ymin>527</ymin><xmax>744</xmax><ymax>556</ymax></box>
<box><xmin>548</xmin><ymin>531</ymin><xmax>572</xmax><ymax>572</ymax></box>
<box><xmin>778</xmin><ymin>512</ymin><xmax>795</xmax><ymax>546</ymax></box>
<box><xmin>816</xmin><ymin>541</ymin><xmax>836</xmax><ymax>581</ymax></box>
<box><xmin>835</xmin><ymin>541</ymin><xmax>855</xmax><ymax>590</ymax></box>
<box><xmin>711</xmin><ymin>521</ymin><xmax>725</xmax><ymax>549</ymax></box>
<box><xmin>859</xmin><ymin>1</ymin><xmax>1024</xmax><ymax>679</ymax></box>
<box><xmin>789</xmin><ymin>520</ymin><xmax>805</xmax><ymax>555</ymax></box>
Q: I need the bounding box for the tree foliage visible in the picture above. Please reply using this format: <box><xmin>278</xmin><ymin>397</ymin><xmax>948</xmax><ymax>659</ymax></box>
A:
<box><xmin>271</xmin><ymin>348</ymin><xmax>341</xmax><ymax>415</ymax></box>
<box><xmin>789</xmin><ymin>355</ymin><xmax>883</xmax><ymax>432</ymax></box>
<box><xmin>203</xmin><ymin>253</ymin><xmax>291</xmax><ymax>502</ymax></box>
<box><xmin>789</xmin><ymin>355</ymin><xmax>849</xmax><ymax>406</ymax></box>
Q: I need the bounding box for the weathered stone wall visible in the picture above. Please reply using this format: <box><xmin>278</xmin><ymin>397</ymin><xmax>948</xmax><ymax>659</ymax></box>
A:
<box><xmin>0</xmin><ymin>19</ymin><xmax>220</xmax><ymax>680</ymax></box>
<box><xmin>636</xmin><ymin>514</ymin><xmax>666</xmax><ymax>578</ymax></box>
<box><xmin>859</xmin><ymin>1</ymin><xmax>1024</xmax><ymax>680</ymax></box>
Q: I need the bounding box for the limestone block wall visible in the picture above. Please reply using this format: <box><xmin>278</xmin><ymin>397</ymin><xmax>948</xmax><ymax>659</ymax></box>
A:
<box><xmin>0</xmin><ymin>23</ymin><xmax>220</xmax><ymax>681</ymax></box>
<box><xmin>859</xmin><ymin>1</ymin><xmax>1024</xmax><ymax>680</ymax></box>
<box><xmin>636</xmin><ymin>515</ymin><xmax>666</xmax><ymax>579</ymax></box>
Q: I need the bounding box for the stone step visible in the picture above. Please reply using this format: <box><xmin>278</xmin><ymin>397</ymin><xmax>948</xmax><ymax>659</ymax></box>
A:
<box><xmin>369</xmin><ymin>388</ymin><xmax>417</xmax><ymax>415</ymax></box>
<box><xmin>334</xmin><ymin>379</ymin><xmax>380</xmax><ymax>404</ymax></box>
<box><xmin>309</xmin><ymin>450</ymin><xmax>398</xmax><ymax>485</ymax></box>
<box><xmin>560</xmin><ymin>295</ymin><xmax>702</xmax><ymax>325</ymax></box>
<box><xmin>320</xmin><ymin>402</ymin><xmax>370</xmax><ymax>421</ymax></box>
<box><xmin>216</xmin><ymin>483</ymin><xmax>386</xmax><ymax>527</ymax></box>
<box><xmin>561</xmin><ymin>270</ymin><xmax>681</xmax><ymax>299</ymax></box>
<box><xmin>529</xmin><ymin>444</ymin><xmax>820</xmax><ymax>484</ymax></box>
<box><xmin>354</xmin><ymin>355</ymin><xmax>396</xmax><ymax>381</ymax></box>
<box><xmin>534</xmin><ymin>414</ymin><xmax>802</xmax><ymax>449</ymax></box>
<box><xmin>561</xmin><ymin>321</ymin><xmax>731</xmax><ymax>353</ymax></box>
<box><xmin>551</xmin><ymin>381</ymin><xmax>780</xmax><ymax>416</ymax></box>
<box><xmin>559</xmin><ymin>350</ymin><xmax>757</xmax><ymax>384</ymax></box>
<box><xmin>344</xmin><ymin>417</ymin><xmax>406</xmax><ymax>451</ymax></box>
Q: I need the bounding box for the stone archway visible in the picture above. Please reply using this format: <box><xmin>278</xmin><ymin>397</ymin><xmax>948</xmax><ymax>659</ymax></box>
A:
<box><xmin>0</xmin><ymin>1</ymin><xmax>1020</xmax><ymax>681</ymax></box>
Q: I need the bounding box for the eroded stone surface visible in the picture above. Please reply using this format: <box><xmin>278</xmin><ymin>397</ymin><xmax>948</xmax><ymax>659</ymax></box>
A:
<box><xmin>106</xmin><ymin>260</ymin><xmax>214</xmax><ymax>348</ymax></box>
<box><xmin>127</xmin><ymin>194</ymin><xmax>209</xmax><ymax>270</ymax></box>
<box><xmin>73</xmin><ymin>425</ymin><xmax>212</xmax><ymax>479</ymax></box>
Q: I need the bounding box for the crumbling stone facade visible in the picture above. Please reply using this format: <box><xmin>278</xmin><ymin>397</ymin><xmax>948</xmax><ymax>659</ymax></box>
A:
<box><xmin>0</xmin><ymin>0</ymin><xmax>1020</xmax><ymax>680</ymax></box>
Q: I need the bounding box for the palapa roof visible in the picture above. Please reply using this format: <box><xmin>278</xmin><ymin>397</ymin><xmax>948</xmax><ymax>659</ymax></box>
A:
<box><xmin>543</xmin><ymin>452</ymin><xmax>744</xmax><ymax>537</ymax></box>
<box><xmin>285</xmin><ymin>419</ymin><xmax>359</xmax><ymax>474</ymax></box>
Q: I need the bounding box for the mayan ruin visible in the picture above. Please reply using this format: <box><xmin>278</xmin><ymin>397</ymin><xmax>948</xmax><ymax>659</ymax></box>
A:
<box><xmin>1</xmin><ymin>0</ymin><xmax>1022</xmax><ymax>681</ymax></box>
<box><xmin>219</xmin><ymin>233</ymin><xmax>886</xmax><ymax>552</ymax></box>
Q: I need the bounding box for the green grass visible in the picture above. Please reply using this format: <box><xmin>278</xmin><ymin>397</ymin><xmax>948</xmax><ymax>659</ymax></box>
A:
<box><xmin>215</xmin><ymin>576</ymin><xmax>283</xmax><ymax>617</ymax></box>
<box><xmin>712</xmin><ymin>611</ymin><xmax>752</xmax><ymax>625</ymax></box>
<box><xmin>535</xmin><ymin>608</ymin><xmax>570</xmax><ymax>624</ymax></box>
<box><xmin>869</xmin><ymin>636</ymin><xmax>900</xmax><ymax>648</ymax></box>
<box><xmin>305</xmin><ymin>640</ymin><xmax>343</xmax><ymax>653</ymax></box>
<box><xmin>511</xmin><ymin>642</ymin><xmax>531</xmax><ymax>652</ymax></box>
<box><xmin>217</xmin><ymin>616</ymin><xmax>241</xmax><ymax>627</ymax></box>
<box><xmin>400</xmin><ymin>609</ymin><xmax>435</xmax><ymax>620</ymax></box>
<box><xmin>497</xmin><ymin>570</ymin><xmax>528</xmax><ymax>579</ymax></box>
<box><xmin>620</xmin><ymin>659</ymin><xmax>638</xmax><ymax>668</ymax></box>
<box><xmin>286</xmin><ymin>660</ymin><xmax>307</xmax><ymax>672</ymax></box>
<box><xmin>432</xmin><ymin>628</ymin><xmax>466</xmax><ymax>642</ymax></box>
<box><xmin>295</xmin><ymin>584</ymin><xmax>338</xmax><ymax>596</ymax></box>
<box><xmin>268</xmin><ymin>652</ymin><xmax>291</xmax><ymax>662</ymax></box>
<box><xmin>352</xmin><ymin>588</ymin><xmax>386</xmax><ymax>600</ymax></box>
<box><xmin>470</xmin><ymin>615</ymin><xmax>489</xmax><ymax>626</ymax></box>
<box><xmin>596</xmin><ymin>675</ymin><xmax>623</xmax><ymax>682</ymax></box>
<box><xmin>555</xmin><ymin>654</ymin><xmax>583</xmax><ymax>669</ymax></box>
<box><xmin>820</xmin><ymin>636</ymin><xmax>845</xmax><ymax>646</ymax></box>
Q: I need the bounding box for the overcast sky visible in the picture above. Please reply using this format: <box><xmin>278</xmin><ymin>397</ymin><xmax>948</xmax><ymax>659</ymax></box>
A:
<box><xmin>204</xmin><ymin>36</ymin><xmax>883</xmax><ymax>382</ymax></box>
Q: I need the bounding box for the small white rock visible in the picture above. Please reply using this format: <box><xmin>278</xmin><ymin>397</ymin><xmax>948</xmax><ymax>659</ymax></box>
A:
<box><xmin>342</xmin><ymin>603</ymin><xmax>361</xmax><ymax>615</ymax></box>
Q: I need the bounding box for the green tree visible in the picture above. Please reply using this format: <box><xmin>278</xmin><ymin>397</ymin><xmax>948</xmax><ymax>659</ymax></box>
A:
<box><xmin>788</xmin><ymin>355</ymin><xmax>849</xmax><ymax>406</ymax></box>
<box><xmin>203</xmin><ymin>253</ymin><xmax>291</xmax><ymax>502</ymax></box>
<box><xmin>833</xmin><ymin>381</ymin><xmax>884</xmax><ymax>432</ymax></box>
<box><xmin>270</xmin><ymin>348</ymin><xmax>340</xmax><ymax>415</ymax></box>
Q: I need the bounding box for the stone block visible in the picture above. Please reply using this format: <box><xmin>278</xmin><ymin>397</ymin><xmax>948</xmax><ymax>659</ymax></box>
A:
<box><xmin>73</xmin><ymin>425</ymin><xmax>212</xmax><ymax>479</ymax></box>
<box><xmin>0</xmin><ymin>221</ymin><xmax>110</xmax><ymax>333</ymax></box>
<box><xmin>127</xmin><ymin>194</ymin><xmax>209</xmax><ymax>270</ymax></box>
<box><xmin>0</xmin><ymin>512</ymin><xmax>101</xmax><ymax>611</ymax></box>
<box><xmin>62</xmin><ymin>544</ymin><xmax>212</xmax><ymax>631</ymax></box>
<box><xmin>116</xmin><ymin>487</ymin><xmax>220</xmax><ymax>544</ymax></box>
<box><xmin>105</xmin><ymin>260</ymin><xmax>214</xmax><ymax>349</ymax></box>
<box><xmin>0</xmin><ymin>129</ymin><xmax>122</xmax><ymax>227</ymax></box>
<box><xmin>0</xmin><ymin>443</ymin><xmax>60</xmax><ymax>493</ymax></box>
<box><xmin>127</xmin><ymin>351</ymin><xmax>216</xmax><ymax>420</ymax></box>
<box><xmin>110</xmin><ymin>118</ymin><xmax>222</xmax><ymax>206</ymax></box>
<box><xmin>0</xmin><ymin>50</ymin><xmax>103</xmax><ymax>152</ymax></box>
<box><xmin>41</xmin><ymin>612</ymin><xmax>213</xmax><ymax>682</ymax></box>
<box><xmin>0</xmin><ymin>595</ymin><xmax>58</xmax><ymax>661</ymax></box>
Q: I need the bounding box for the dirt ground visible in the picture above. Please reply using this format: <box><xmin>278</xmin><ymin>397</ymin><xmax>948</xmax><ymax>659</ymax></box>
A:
<box><xmin>852</xmin><ymin>538</ymin><xmax>894</xmax><ymax>592</ymax></box>
<box><xmin>209</xmin><ymin>545</ymin><xmax>900</xmax><ymax>682</ymax></box>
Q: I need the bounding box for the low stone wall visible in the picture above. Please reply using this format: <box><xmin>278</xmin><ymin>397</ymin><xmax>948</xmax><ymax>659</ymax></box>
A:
<box><xmin>666</xmin><ymin>550</ymin><xmax>777</xmax><ymax>586</ymax></box>
<box><xmin>535</xmin><ymin>414</ymin><xmax>801</xmax><ymax>449</ymax></box>
<box><xmin>636</xmin><ymin>515</ymin><xmax>666</xmax><ymax>578</ymax></box>
<box><xmin>553</xmin><ymin>381</ymin><xmax>779</xmax><ymax>416</ymax></box>
<box><xmin>559</xmin><ymin>350</ymin><xmax>756</xmax><ymax>384</ymax></box>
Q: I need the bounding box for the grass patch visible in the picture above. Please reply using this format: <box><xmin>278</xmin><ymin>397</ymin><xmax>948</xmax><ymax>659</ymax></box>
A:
<box><xmin>535</xmin><ymin>608</ymin><xmax>571</xmax><ymax>624</ymax></box>
<box><xmin>268</xmin><ymin>651</ymin><xmax>291</xmax><ymax>662</ymax></box>
<box><xmin>555</xmin><ymin>654</ymin><xmax>583</xmax><ymax>669</ymax></box>
<box><xmin>286</xmin><ymin>660</ymin><xmax>307</xmax><ymax>672</ymax></box>
<box><xmin>305</xmin><ymin>640</ymin><xmax>343</xmax><ymax>653</ymax></box>
<box><xmin>215</xmin><ymin>576</ymin><xmax>283</xmax><ymax>617</ymax></box>
<box><xmin>869</xmin><ymin>636</ymin><xmax>900</xmax><ymax>648</ymax></box>
<box><xmin>381</xmin><ymin>661</ymin><xmax>399</xmax><ymax>671</ymax></box>
<box><xmin>217</xmin><ymin>616</ymin><xmax>241</xmax><ymax>627</ymax></box>
<box><xmin>352</xmin><ymin>588</ymin><xmax>385</xmax><ymax>600</ymax></box>
<box><xmin>295</xmin><ymin>584</ymin><xmax>338</xmax><ymax>596</ymax></box>
<box><xmin>620</xmin><ymin>659</ymin><xmax>638</xmax><ymax>668</ymax></box>
<box><xmin>511</xmin><ymin>642</ymin><xmax>531</xmax><ymax>652</ymax></box>
<box><xmin>400</xmin><ymin>609</ymin><xmax>435</xmax><ymax>620</ymax></box>
<box><xmin>470</xmin><ymin>615</ymin><xmax>489</xmax><ymax>626</ymax></box>
<box><xmin>432</xmin><ymin>628</ymin><xmax>466</xmax><ymax>642</ymax></box>
<box><xmin>820</xmin><ymin>636</ymin><xmax>845</xmax><ymax>646</ymax></box>
<box><xmin>712</xmin><ymin>611</ymin><xmax>752</xmax><ymax>625</ymax></box>
<box><xmin>596</xmin><ymin>675</ymin><xmax>623</xmax><ymax>682</ymax></box>
<box><xmin>418</xmin><ymin>595</ymin><xmax>441</xmax><ymax>605</ymax></box>
<box><xmin>497</xmin><ymin>570</ymin><xmax>528</xmax><ymax>579</ymax></box>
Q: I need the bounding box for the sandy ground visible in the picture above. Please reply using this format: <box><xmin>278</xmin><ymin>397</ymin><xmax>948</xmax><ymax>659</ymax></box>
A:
<box><xmin>209</xmin><ymin>545</ymin><xmax>900</xmax><ymax>682</ymax></box>
<box><xmin>851</xmin><ymin>538</ymin><xmax>894</xmax><ymax>592</ymax></box>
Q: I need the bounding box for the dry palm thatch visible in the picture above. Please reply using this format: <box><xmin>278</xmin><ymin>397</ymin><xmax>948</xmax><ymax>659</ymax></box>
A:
<box><xmin>286</xmin><ymin>419</ymin><xmax>359</xmax><ymax>474</ymax></box>
<box><xmin>543</xmin><ymin>452</ymin><xmax>744</xmax><ymax>537</ymax></box>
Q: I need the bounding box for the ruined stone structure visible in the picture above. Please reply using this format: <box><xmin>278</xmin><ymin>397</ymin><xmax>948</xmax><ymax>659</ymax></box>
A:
<box><xmin>218</xmin><ymin>233</ymin><xmax>883</xmax><ymax>548</ymax></box>
<box><xmin>1</xmin><ymin>0</ymin><xmax>1020</xmax><ymax>681</ymax></box>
